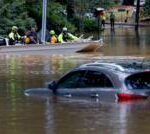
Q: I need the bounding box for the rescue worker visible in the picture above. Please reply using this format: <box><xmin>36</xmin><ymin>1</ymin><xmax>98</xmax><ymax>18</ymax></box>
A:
<box><xmin>49</xmin><ymin>30</ymin><xmax>58</xmax><ymax>44</ymax></box>
<box><xmin>58</xmin><ymin>27</ymin><xmax>79</xmax><ymax>43</ymax></box>
<box><xmin>25</xmin><ymin>27</ymin><xmax>38</xmax><ymax>44</ymax></box>
<box><xmin>101</xmin><ymin>14</ymin><xmax>106</xmax><ymax>29</ymax></box>
<box><xmin>24</xmin><ymin>30</ymin><xmax>31</xmax><ymax>44</ymax></box>
<box><xmin>8</xmin><ymin>26</ymin><xmax>21</xmax><ymax>45</ymax></box>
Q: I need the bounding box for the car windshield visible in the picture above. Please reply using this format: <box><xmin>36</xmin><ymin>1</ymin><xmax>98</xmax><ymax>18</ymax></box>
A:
<box><xmin>125</xmin><ymin>72</ymin><xmax>150</xmax><ymax>90</ymax></box>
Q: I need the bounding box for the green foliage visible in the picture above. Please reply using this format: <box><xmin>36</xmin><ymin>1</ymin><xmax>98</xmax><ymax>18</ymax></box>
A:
<box><xmin>144</xmin><ymin>0</ymin><xmax>150</xmax><ymax>16</ymax></box>
<box><xmin>47</xmin><ymin>1</ymin><xmax>76</xmax><ymax>33</ymax></box>
<box><xmin>122</xmin><ymin>0</ymin><xmax>134</xmax><ymax>5</ymax></box>
<box><xmin>82</xmin><ymin>18</ymin><xmax>97</xmax><ymax>32</ymax></box>
<box><xmin>25</xmin><ymin>0</ymin><xmax>76</xmax><ymax>33</ymax></box>
<box><xmin>25</xmin><ymin>0</ymin><xmax>42</xmax><ymax>29</ymax></box>
<box><xmin>73</xmin><ymin>16</ymin><xmax>97</xmax><ymax>32</ymax></box>
<box><xmin>0</xmin><ymin>0</ymin><xmax>36</xmax><ymax>36</ymax></box>
<box><xmin>0</xmin><ymin>0</ymin><xmax>128</xmax><ymax>36</ymax></box>
<box><xmin>66</xmin><ymin>0</ymin><xmax>75</xmax><ymax>20</ymax></box>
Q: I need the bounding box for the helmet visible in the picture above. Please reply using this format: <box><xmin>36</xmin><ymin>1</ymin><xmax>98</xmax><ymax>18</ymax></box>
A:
<box><xmin>12</xmin><ymin>26</ymin><xmax>18</xmax><ymax>31</ymax></box>
<box><xmin>62</xmin><ymin>27</ymin><xmax>67</xmax><ymax>32</ymax></box>
<box><xmin>50</xmin><ymin>30</ymin><xmax>55</xmax><ymax>35</ymax></box>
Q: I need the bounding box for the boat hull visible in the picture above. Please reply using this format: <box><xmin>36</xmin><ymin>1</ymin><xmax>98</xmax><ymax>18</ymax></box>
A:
<box><xmin>0</xmin><ymin>41</ymin><xmax>102</xmax><ymax>54</ymax></box>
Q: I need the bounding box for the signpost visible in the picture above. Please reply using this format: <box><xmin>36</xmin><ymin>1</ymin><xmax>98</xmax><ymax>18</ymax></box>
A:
<box><xmin>41</xmin><ymin>0</ymin><xmax>47</xmax><ymax>44</ymax></box>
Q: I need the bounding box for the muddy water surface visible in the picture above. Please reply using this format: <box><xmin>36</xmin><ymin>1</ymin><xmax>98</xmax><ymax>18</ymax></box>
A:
<box><xmin>1</xmin><ymin>27</ymin><xmax>150</xmax><ymax>134</ymax></box>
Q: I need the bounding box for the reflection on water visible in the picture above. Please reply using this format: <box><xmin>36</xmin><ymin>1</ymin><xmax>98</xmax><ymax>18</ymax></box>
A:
<box><xmin>101</xmin><ymin>27</ymin><xmax>150</xmax><ymax>57</ymax></box>
<box><xmin>1</xmin><ymin>27</ymin><xmax>150</xmax><ymax>134</ymax></box>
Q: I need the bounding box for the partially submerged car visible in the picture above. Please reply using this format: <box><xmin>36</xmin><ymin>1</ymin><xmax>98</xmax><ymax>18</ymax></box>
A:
<box><xmin>47</xmin><ymin>61</ymin><xmax>150</xmax><ymax>101</ymax></box>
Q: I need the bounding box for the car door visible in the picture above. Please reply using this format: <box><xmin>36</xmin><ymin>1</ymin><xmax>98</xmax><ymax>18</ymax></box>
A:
<box><xmin>77</xmin><ymin>70</ymin><xmax>116</xmax><ymax>99</ymax></box>
<box><xmin>55</xmin><ymin>69</ymin><xmax>115</xmax><ymax>99</ymax></box>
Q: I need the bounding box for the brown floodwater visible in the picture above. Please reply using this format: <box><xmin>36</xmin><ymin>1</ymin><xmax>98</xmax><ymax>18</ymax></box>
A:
<box><xmin>1</xmin><ymin>27</ymin><xmax>150</xmax><ymax>134</ymax></box>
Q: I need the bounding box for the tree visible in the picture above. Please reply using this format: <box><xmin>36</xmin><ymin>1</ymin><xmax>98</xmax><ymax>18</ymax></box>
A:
<box><xmin>25</xmin><ymin>0</ymin><xmax>42</xmax><ymax>29</ymax></box>
<box><xmin>66</xmin><ymin>0</ymin><xmax>75</xmax><ymax>20</ymax></box>
<box><xmin>0</xmin><ymin>0</ymin><xmax>36</xmax><ymax>36</ymax></box>
<box><xmin>25</xmin><ymin>0</ymin><xmax>76</xmax><ymax>33</ymax></box>
<box><xmin>0</xmin><ymin>0</ymin><xmax>129</xmax><ymax>35</ymax></box>
<box><xmin>144</xmin><ymin>0</ymin><xmax>150</xmax><ymax>16</ymax></box>
<box><xmin>122</xmin><ymin>0</ymin><xmax>134</xmax><ymax>5</ymax></box>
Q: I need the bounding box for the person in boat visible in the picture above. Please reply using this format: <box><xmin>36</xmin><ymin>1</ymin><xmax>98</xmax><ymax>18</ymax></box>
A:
<box><xmin>24</xmin><ymin>30</ymin><xmax>31</xmax><ymax>44</ymax></box>
<box><xmin>8</xmin><ymin>26</ymin><xmax>21</xmax><ymax>45</ymax></box>
<box><xmin>49</xmin><ymin>30</ymin><xmax>58</xmax><ymax>44</ymax></box>
<box><xmin>58</xmin><ymin>27</ymin><xmax>79</xmax><ymax>43</ymax></box>
<box><xmin>24</xmin><ymin>27</ymin><xmax>38</xmax><ymax>44</ymax></box>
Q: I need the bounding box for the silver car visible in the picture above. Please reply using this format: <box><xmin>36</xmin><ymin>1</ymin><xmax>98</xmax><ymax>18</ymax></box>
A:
<box><xmin>47</xmin><ymin>61</ymin><xmax>150</xmax><ymax>101</ymax></box>
<box><xmin>25</xmin><ymin>61</ymin><xmax>150</xmax><ymax>101</ymax></box>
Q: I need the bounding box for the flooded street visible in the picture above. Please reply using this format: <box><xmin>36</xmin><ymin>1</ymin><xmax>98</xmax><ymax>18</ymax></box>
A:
<box><xmin>1</xmin><ymin>27</ymin><xmax>150</xmax><ymax>134</ymax></box>
<box><xmin>103</xmin><ymin>27</ymin><xmax>150</xmax><ymax>57</ymax></box>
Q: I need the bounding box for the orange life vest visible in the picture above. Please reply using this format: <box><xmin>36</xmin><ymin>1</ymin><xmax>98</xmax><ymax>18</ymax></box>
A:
<box><xmin>50</xmin><ymin>36</ymin><xmax>58</xmax><ymax>44</ymax></box>
<box><xmin>24</xmin><ymin>37</ymin><xmax>31</xmax><ymax>44</ymax></box>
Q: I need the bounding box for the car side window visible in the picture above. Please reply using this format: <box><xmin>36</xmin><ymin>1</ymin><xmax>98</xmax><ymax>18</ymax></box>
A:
<box><xmin>57</xmin><ymin>70</ymin><xmax>86</xmax><ymax>89</ymax></box>
<box><xmin>79</xmin><ymin>70</ymin><xmax>113</xmax><ymax>88</ymax></box>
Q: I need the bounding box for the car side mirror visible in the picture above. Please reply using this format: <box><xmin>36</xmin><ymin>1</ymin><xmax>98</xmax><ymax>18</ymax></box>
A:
<box><xmin>47</xmin><ymin>81</ymin><xmax>57</xmax><ymax>93</ymax></box>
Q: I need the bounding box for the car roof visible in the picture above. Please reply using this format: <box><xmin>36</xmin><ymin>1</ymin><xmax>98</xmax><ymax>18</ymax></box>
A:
<box><xmin>80</xmin><ymin>62</ymin><xmax>125</xmax><ymax>71</ymax></box>
<box><xmin>78</xmin><ymin>60</ymin><xmax>150</xmax><ymax>74</ymax></box>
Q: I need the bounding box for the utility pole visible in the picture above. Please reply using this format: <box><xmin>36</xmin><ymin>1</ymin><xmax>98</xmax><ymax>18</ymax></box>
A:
<box><xmin>41</xmin><ymin>0</ymin><xmax>47</xmax><ymax>44</ymax></box>
<box><xmin>135</xmin><ymin>0</ymin><xmax>140</xmax><ymax>31</ymax></box>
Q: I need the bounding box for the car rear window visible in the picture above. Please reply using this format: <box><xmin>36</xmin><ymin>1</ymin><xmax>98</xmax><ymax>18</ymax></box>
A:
<box><xmin>125</xmin><ymin>72</ymin><xmax>150</xmax><ymax>90</ymax></box>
